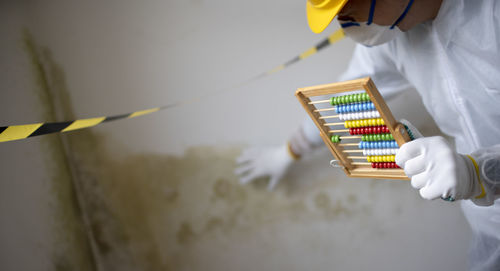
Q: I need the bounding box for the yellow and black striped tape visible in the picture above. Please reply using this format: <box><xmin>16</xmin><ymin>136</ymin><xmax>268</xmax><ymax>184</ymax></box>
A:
<box><xmin>266</xmin><ymin>29</ymin><xmax>344</xmax><ymax>74</ymax></box>
<box><xmin>1</xmin><ymin>29</ymin><xmax>345</xmax><ymax>143</ymax></box>
<box><xmin>0</xmin><ymin>107</ymin><xmax>162</xmax><ymax>143</ymax></box>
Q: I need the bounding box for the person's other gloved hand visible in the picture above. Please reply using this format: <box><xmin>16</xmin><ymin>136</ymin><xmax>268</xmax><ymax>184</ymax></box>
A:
<box><xmin>396</xmin><ymin>134</ymin><xmax>485</xmax><ymax>201</ymax></box>
<box><xmin>234</xmin><ymin>144</ymin><xmax>296</xmax><ymax>191</ymax></box>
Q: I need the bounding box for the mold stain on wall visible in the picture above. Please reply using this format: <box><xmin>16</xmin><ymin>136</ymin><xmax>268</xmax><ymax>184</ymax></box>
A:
<box><xmin>23</xmin><ymin>30</ymin><xmax>394</xmax><ymax>271</ymax></box>
<box><xmin>23</xmin><ymin>29</ymin><xmax>96</xmax><ymax>271</ymax></box>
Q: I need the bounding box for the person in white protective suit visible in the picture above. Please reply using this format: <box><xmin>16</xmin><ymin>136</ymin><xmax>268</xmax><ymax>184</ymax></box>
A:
<box><xmin>235</xmin><ymin>0</ymin><xmax>500</xmax><ymax>270</ymax></box>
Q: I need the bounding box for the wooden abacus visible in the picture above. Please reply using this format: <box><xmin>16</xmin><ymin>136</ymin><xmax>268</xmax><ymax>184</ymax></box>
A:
<box><xmin>295</xmin><ymin>77</ymin><xmax>412</xmax><ymax>180</ymax></box>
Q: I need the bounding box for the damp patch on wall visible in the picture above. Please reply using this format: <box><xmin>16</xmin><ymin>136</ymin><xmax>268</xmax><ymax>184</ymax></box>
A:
<box><xmin>22</xmin><ymin>28</ymin><xmax>431</xmax><ymax>271</ymax></box>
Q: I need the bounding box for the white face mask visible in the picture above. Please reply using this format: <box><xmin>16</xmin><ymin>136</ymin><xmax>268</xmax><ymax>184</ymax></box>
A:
<box><xmin>340</xmin><ymin>0</ymin><xmax>413</xmax><ymax>47</ymax></box>
<box><xmin>339</xmin><ymin>20</ymin><xmax>403</xmax><ymax>46</ymax></box>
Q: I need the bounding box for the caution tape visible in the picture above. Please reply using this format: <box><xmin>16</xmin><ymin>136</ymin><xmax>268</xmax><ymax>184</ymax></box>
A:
<box><xmin>1</xmin><ymin>29</ymin><xmax>345</xmax><ymax>143</ymax></box>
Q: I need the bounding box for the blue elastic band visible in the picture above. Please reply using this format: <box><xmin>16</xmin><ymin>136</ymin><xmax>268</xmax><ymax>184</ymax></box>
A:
<box><xmin>367</xmin><ymin>0</ymin><xmax>376</xmax><ymax>25</ymax></box>
<box><xmin>390</xmin><ymin>0</ymin><xmax>414</xmax><ymax>29</ymax></box>
<box><xmin>340</xmin><ymin>21</ymin><xmax>360</xmax><ymax>28</ymax></box>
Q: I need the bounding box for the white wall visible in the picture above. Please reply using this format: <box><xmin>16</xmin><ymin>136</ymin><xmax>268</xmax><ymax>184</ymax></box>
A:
<box><xmin>0</xmin><ymin>1</ymin><xmax>471</xmax><ymax>270</ymax></box>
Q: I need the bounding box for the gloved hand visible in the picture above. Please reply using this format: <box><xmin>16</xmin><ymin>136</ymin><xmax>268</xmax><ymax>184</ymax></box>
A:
<box><xmin>395</xmin><ymin>128</ymin><xmax>484</xmax><ymax>201</ymax></box>
<box><xmin>234</xmin><ymin>144</ymin><xmax>296</xmax><ymax>191</ymax></box>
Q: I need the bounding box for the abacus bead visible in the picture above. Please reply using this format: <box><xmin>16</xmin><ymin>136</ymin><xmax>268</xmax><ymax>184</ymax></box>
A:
<box><xmin>330</xmin><ymin>135</ymin><xmax>340</xmax><ymax>143</ymax></box>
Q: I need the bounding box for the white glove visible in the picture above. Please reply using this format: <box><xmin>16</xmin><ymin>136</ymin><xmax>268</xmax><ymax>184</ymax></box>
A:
<box><xmin>234</xmin><ymin>144</ymin><xmax>295</xmax><ymax>191</ymax></box>
<box><xmin>395</xmin><ymin>135</ymin><xmax>484</xmax><ymax>201</ymax></box>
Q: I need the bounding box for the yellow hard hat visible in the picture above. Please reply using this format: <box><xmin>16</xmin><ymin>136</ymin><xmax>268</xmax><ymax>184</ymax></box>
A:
<box><xmin>306</xmin><ymin>0</ymin><xmax>350</xmax><ymax>33</ymax></box>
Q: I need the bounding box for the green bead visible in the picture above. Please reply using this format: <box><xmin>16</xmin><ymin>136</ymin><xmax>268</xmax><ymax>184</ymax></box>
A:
<box><xmin>330</xmin><ymin>97</ymin><xmax>335</xmax><ymax>105</ymax></box>
<box><xmin>363</xmin><ymin>93</ymin><xmax>369</xmax><ymax>101</ymax></box>
<box><xmin>331</xmin><ymin>135</ymin><xmax>340</xmax><ymax>143</ymax></box>
<box><xmin>349</xmin><ymin>94</ymin><xmax>354</xmax><ymax>103</ymax></box>
<box><xmin>356</xmin><ymin>93</ymin><xmax>361</xmax><ymax>102</ymax></box>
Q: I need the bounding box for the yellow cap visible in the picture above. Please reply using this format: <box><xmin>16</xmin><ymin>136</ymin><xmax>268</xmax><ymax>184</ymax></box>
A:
<box><xmin>306</xmin><ymin>0</ymin><xmax>350</xmax><ymax>33</ymax></box>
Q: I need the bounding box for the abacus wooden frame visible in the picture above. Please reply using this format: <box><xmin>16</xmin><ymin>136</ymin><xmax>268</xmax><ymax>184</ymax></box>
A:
<box><xmin>295</xmin><ymin>77</ymin><xmax>411</xmax><ymax>180</ymax></box>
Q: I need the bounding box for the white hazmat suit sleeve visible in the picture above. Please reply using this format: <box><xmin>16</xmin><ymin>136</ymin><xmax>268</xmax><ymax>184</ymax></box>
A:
<box><xmin>469</xmin><ymin>144</ymin><xmax>500</xmax><ymax>206</ymax></box>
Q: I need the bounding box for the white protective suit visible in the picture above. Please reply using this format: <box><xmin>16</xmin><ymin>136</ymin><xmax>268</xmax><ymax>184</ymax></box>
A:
<box><xmin>292</xmin><ymin>0</ymin><xmax>500</xmax><ymax>269</ymax></box>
